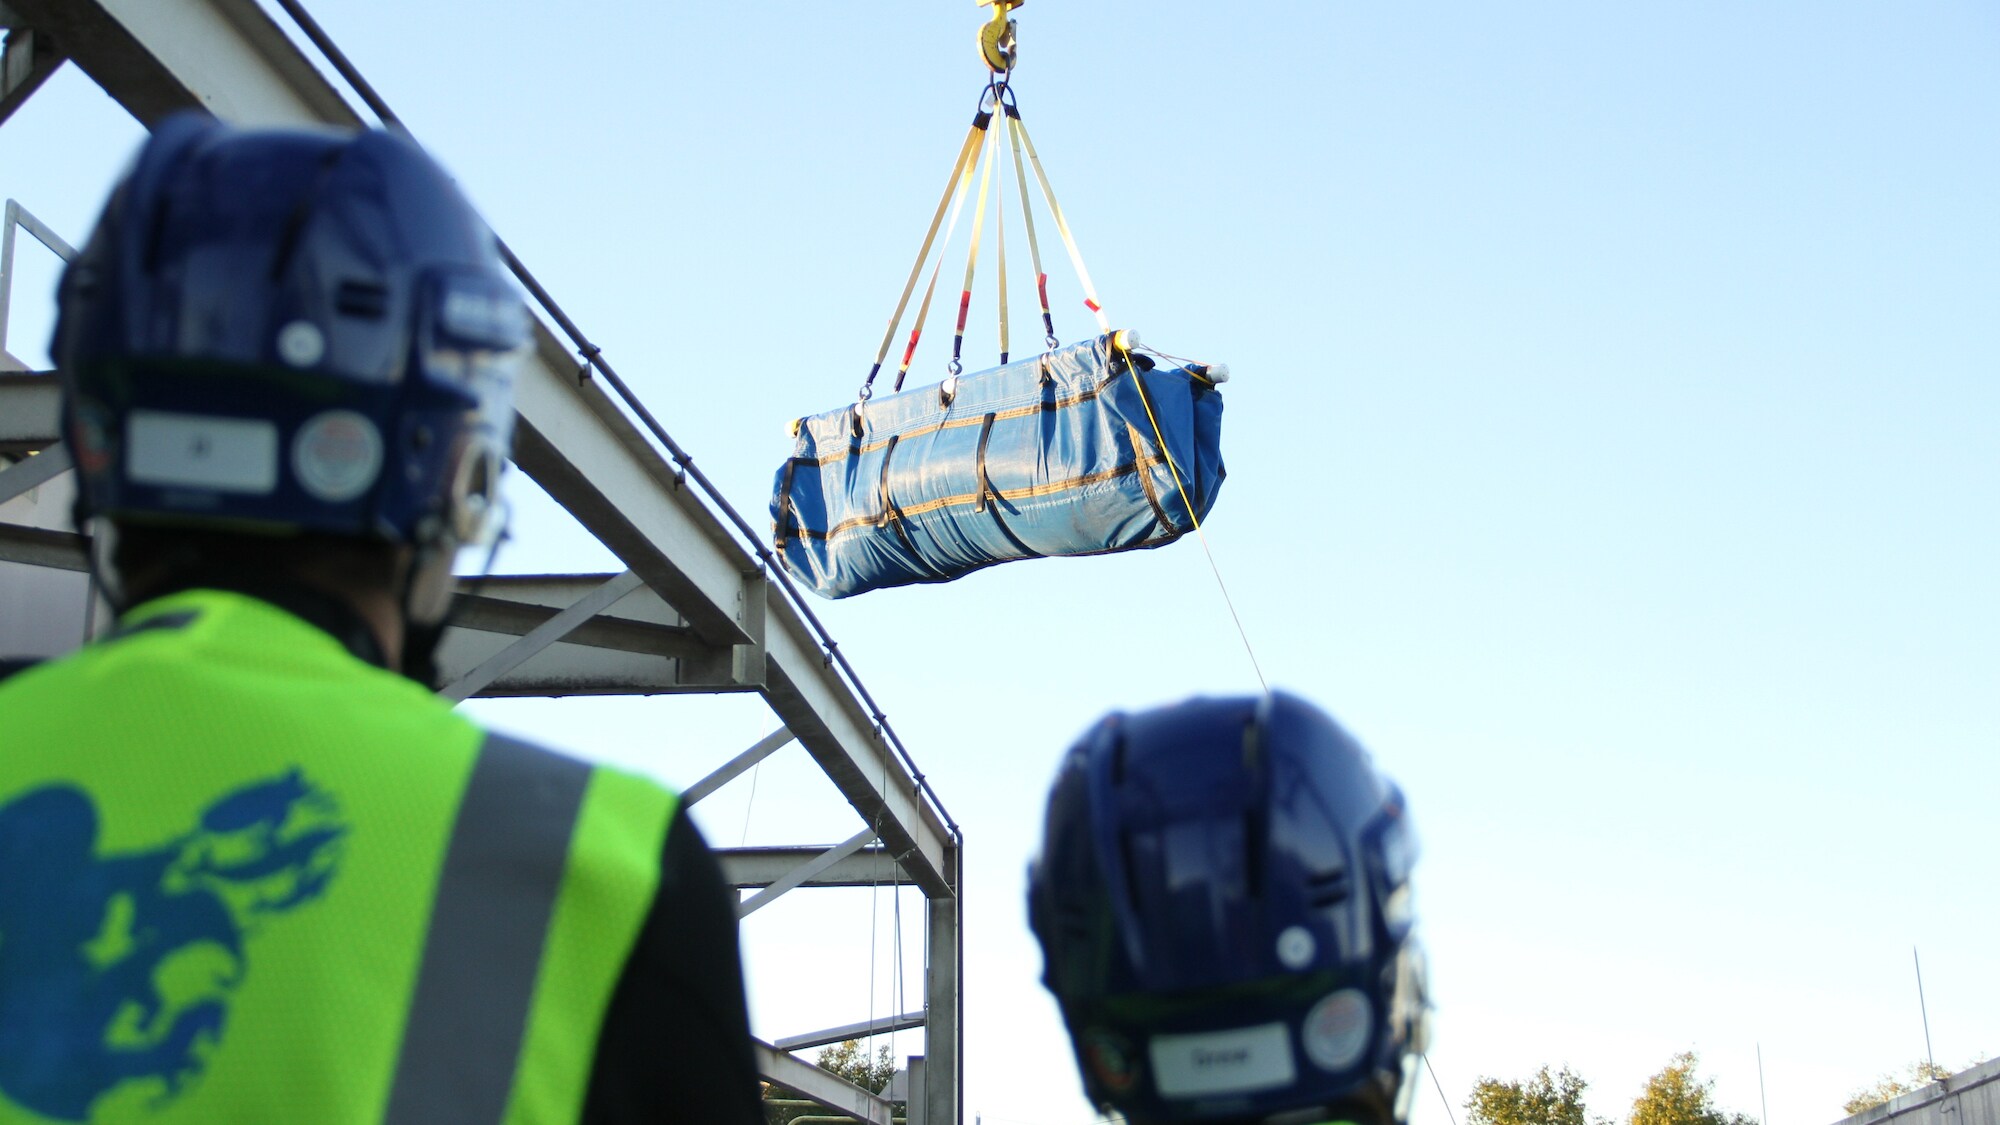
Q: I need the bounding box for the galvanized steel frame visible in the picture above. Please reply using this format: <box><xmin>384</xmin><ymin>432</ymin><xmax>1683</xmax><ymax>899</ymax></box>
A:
<box><xmin>0</xmin><ymin>0</ymin><xmax>962</xmax><ymax>1120</ymax></box>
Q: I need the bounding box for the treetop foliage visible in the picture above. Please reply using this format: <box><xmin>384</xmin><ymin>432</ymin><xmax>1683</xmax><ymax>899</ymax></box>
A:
<box><xmin>815</xmin><ymin>1039</ymin><xmax>901</xmax><ymax>1097</ymax></box>
<box><xmin>1842</xmin><ymin>1059</ymin><xmax>1962</xmax><ymax>1117</ymax></box>
<box><xmin>1467</xmin><ymin>1065</ymin><xmax>1598</xmax><ymax>1125</ymax></box>
<box><xmin>1470</xmin><ymin>1052</ymin><xmax>1753</xmax><ymax>1125</ymax></box>
<box><xmin>1629</xmin><ymin>1052</ymin><xmax>1755</xmax><ymax>1125</ymax></box>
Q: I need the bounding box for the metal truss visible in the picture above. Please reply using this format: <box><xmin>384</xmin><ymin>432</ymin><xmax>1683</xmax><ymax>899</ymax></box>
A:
<box><xmin>0</xmin><ymin>1</ymin><xmax>962</xmax><ymax>1121</ymax></box>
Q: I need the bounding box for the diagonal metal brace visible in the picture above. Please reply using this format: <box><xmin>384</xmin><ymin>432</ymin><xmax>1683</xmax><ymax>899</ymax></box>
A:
<box><xmin>0</xmin><ymin>442</ymin><xmax>70</xmax><ymax>505</ymax></box>
<box><xmin>682</xmin><ymin>726</ymin><xmax>795</xmax><ymax>807</ymax></box>
<box><xmin>735</xmin><ymin>827</ymin><xmax>875</xmax><ymax>919</ymax></box>
<box><xmin>439</xmin><ymin>569</ymin><xmax>642</xmax><ymax>702</ymax></box>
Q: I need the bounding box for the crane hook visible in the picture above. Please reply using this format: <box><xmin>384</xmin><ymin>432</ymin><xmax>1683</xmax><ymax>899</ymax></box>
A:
<box><xmin>977</xmin><ymin>0</ymin><xmax>1022</xmax><ymax>74</ymax></box>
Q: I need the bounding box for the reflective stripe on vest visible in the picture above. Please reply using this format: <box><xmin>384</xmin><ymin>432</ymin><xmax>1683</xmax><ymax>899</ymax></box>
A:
<box><xmin>384</xmin><ymin>733</ymin><xmax>591</xmax><ymax>1125</ymax></box>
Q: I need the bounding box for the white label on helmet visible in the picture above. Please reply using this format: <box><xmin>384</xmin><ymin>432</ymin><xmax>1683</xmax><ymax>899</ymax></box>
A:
<box><xmin>1277</xmin><ymin>925</ymin><xmax>1317</xmax><ymax>969</ymax></box>
<box><xmin>1302</xmin><ymin>989</ymin><xmax>1372</xmax><ymax>1072</ymax></box>
<box><xmin>277</xmin><ymin>320</ymin><xmax>326</xmax><ymax>367</ymax></box>
<box><xmin>127</xmin><ymin>411</ymin><xmax>278</xmax><ymax>494</ymax></box>
<box><xmin>291</xmin><ymin>410</ymin><xmax>383</xmax><ymax>503</ymax></box>
<box><xmin>1149</xmin><ymin>1022</ymin><xmax>1294</xmax><ymax>1098</ymax></box>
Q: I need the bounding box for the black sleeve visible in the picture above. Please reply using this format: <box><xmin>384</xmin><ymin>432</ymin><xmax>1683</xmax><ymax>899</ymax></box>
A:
<box><xmin>0</xmin><ymin>658</ymin><xmax>42</xmax><ymax>684</ymax></box>
<box><xmin>582</xmin><ymin>804</ymin><xmax>764</xmax><ymax>1125</ymax></box>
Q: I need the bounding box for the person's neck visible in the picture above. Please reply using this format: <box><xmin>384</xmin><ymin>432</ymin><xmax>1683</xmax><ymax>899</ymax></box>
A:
<box><xmin>135</xmin><ymin>571</ymin><xmax>401</xmax><ymax>670</ymax></box>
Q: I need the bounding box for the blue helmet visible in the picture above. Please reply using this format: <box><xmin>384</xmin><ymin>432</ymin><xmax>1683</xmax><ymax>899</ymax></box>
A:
<box><xmin>53</xmin><ymin>112</ymin><xmax>527</xmax><ymax>557</ymax></box>
<box><xmin>1028</xmin><ymin>692</ymin><xmax>1430</xmax><ymax>1125</ymax></box>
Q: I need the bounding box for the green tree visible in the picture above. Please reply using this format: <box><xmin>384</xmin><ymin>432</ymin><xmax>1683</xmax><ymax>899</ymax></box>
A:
<box><xmin>814</xmin><ymin>1039</ymin><xmax>900</xmax><ymax>1095</ymax></box>
<box><xmin>1467</xmin><ymin>1065</ymin><xmax>1600</xmax><ymax>1125</ymax></box>
<box><xmin>1842</xmin><ymin>1060</ymin><xmax>1956</xmax><ymax>1117</ymax></box>
<box><xmin>761</xmin><ymin>1041</ymin><xmax>905</xmax><ymax>1125</ymax></box>
<box><xmin>1629</xmin><ymin>1052</ymin><xmax>1755</xmax><ymax>1125</ymax></box>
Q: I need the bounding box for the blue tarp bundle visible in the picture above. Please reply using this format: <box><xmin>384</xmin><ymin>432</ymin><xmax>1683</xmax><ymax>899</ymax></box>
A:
<box><xmin>771</xmin><ymin>334</ymin><xmax>1225</xmax><ymax>599</ymax></box>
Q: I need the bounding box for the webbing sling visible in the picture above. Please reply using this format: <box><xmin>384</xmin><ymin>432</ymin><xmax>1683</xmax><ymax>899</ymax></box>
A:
<box><xmin>1011</xmin><ymin>111</ymin><xmax>1111</xmax><ymax>334</ymax></box>
<box><xmin>864</xmin><ymin>108</ymin><xmax>994</xmax><ymax>400</ymax></box>
<box><xmin>1002</xmin><ymin>103</ymin><xmax>1057</xmax><ymax>349</ymax></box>
<box><xmin>952</xmin><ymin>119</ymin><xmax>1002</xmax><ymax>378</ymax></box>
<box><xmin>382</xmin><ymin>733</ymin><xmax>591</xmax><ymax>1125</ymax></box>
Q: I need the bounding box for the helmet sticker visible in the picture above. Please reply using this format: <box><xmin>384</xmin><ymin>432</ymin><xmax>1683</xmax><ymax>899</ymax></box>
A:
<box><xmin>1277</xmin><ymin>925</ymin><xmax>1317</xmax><ymax>970</ymax></box>
<box><xmin>276</xmin><ymin>320</ymin><xmax>326</xmax><ymax>368</ymax></box>
<box><xmin>126</xmin><ymin>410</ymin><xmax>278</xmax><ymax>495</ymax></box>
<box><xmin>1301</xmin><ymin>989</ymin><xmax>1372</xmax><ymax>1072</ymax></box>
<box><xmin>291</xmin><ymin>410</ymin><xmax>383</xmax><ymax>503</ymax></box>
<box><xmin>1148</xmin><ymin>1022</ymin><xmax>1295</xmax><ymax>1098</ymax></box>
<box><xmin>1082</xmin><ymin>1028</ymin><xmax>1140</xmax><ymax>1094</ymax></box>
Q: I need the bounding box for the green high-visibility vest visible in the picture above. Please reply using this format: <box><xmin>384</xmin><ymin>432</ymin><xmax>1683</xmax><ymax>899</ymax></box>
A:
<box><xmin>0</xmin><ymin>589</ymin><xmax>677</xmax><ymax>1125</ymax></box>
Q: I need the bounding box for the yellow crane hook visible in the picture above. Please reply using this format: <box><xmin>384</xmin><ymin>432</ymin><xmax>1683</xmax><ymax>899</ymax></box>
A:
<box><xmin>977</xmin><ymin>0</ymin><xmax>1023</xmax><ymax>74</ymax></box>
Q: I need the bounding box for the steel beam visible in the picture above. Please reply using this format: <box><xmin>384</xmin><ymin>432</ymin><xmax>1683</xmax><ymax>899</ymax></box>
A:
<box><xmin>926</xmin><ymin>872</ymin><xmax>962</xmax><ymax>1125</ymax></box>
<box><xmin>717</xmin><ymin>845</ymin><xmax>908</xmax><ymax>890</ymax></box>
<box><xmin>3</xmin><ymin>199</ymin><xmax>80</xmax><ymax>369</ymax></box>
<box><xmin>753</xmin><ymin>1040</ymin><xmax>895</xmax><ymax>1125</ymax></box>
<box><xmin>439</xmin><ymin>572</ymin><xmax>757</xmax><ymax>697</ymax></box>
<box><xmin>0</xmin><ymin>374</ymin><xmax>59</xmax><ymax>451</ymax></box>
<box><xmin>774</xmin><ymin>1011</ymin><xmax>927</xmax><ymax>1053</ymax></box>
<box><xmin>3</xmin><ymin>0</ymin><xmax>355</xmax><ymax>127</ymax></box>
<box><xmin>761</xmin><ymin>592</ymin><xmax>952</xmax><ymax>896</ymax></box>
<box><xmin>0</xmin><ymin>25</ymin><xmax>63</xmax><ymax>131</ymax></box>
<box><xmin>0</xmin><ymin>520</ymin><xmax>83</xmax><ymax>570</ymax></box>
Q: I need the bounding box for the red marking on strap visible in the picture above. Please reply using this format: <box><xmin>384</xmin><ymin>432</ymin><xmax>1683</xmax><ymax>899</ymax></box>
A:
<box><xmin>1084</xmin><ymin>297</ymin><xmax>1102</xmax><ymax>313</ymax></box>
<box><xmin>900</xmin><ymin>328</ymin><xmax>923</xmax><ymax>369</ymax></box>
<box><xmin>955</xmin><ymin>290</ymin><xmax>973</xmax><ymax>332</ymax></box>
<box><xmin>1036</xmin><ymin>273</ymin><xmax>1051</xmax><ymax>311</ymax></box>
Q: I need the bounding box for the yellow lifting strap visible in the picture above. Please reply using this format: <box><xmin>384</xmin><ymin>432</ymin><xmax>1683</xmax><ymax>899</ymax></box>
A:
<box><xmin>977</xmin><ymin>0</ymin><xmax>1023</xmax><ymax>73</ymax></box>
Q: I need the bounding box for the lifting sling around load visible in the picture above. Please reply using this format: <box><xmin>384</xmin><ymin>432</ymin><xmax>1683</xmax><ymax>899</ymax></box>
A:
<box><xmin>772</xmin><ymin>333</ymin><xmax>1225</xmax><ymax>599</ymax></box>
<box><xmin>769</xmin><ymin>8</ymin><xmax>1231</xmax><ymax>598</ymax></box>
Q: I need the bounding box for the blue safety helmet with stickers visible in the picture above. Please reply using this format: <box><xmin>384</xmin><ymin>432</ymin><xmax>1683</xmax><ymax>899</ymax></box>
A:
<box><xmin>51</xmin><ymin>112</ymin><xmax>528</xmax><ymax>619</ymax></box>
<box><xmin>1028</xmin><ymin>692</ymin><xmax>1431</xmax><ymax>1125</ymax></box>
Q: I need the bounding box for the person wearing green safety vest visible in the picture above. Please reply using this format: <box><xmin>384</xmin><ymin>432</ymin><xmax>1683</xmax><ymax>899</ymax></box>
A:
<box><xmin>0</xmin><ymin>113</ymin><xmax>762</xmax><ymax>1125</ymax></box>
<box><xmin>1027</xmin><ymin>693</ymin><xmax>1433</xmax><ymax>1125</ymax></box>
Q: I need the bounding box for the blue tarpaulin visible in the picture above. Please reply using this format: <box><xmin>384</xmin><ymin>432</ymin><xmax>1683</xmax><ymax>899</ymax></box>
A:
<box><xmin>771</xmin><ymin>334</ymin><xmax>1225</xmax><ymax>599</ymax></box>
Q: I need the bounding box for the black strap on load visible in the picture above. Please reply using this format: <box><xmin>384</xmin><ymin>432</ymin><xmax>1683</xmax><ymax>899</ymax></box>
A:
<box><xmin>1126</xmin><ymin>423</ymin><xmax>1176</xmax><ymax>539</ymax></box>
<box><xmin>773</xmin><ymin>457</ymin><xmax>802</xmax><ymax>549</ymax></box>
<box><xmin>874</xmin><ymin>435</ymin><xmax>902</xmax><ymax>530</ymax></box>
<box><xmin>973</xmin><ymin>412</ymin><xmax>1041</xmax><ymax>559</ymax></box>
<box><xmin>873</xmin><ymin>435</ymin><xmax>944</xmax><ymax>578</ymax></box>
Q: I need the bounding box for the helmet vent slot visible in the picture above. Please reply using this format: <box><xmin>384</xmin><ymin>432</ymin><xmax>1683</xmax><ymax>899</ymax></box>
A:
<box><xmin>336</xmin><ymin>280</ymin><xmax>389</xmax><ymax>318</ymax></box>
<box><xmin>1306</xmin><ymin>868</ymin><xmax>1351</xmax><ymax>909</ymax></box>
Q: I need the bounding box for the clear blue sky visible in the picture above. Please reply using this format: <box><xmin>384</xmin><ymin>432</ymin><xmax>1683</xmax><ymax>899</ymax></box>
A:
<box><xmin>2</xmin><ymin>3</ymin><xmax>1993</xmax><ymax>1123</ymax></box>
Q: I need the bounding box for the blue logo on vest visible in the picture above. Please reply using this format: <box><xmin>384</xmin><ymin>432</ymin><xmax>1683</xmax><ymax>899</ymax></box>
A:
<box><xmin>0</xmin><ymin>770</ymin><xmax>347</xmax><ymax>1121</ymax></box>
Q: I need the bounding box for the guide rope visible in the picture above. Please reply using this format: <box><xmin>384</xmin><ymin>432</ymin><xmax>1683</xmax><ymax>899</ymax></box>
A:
<box><xmin>1118</xmin><ymin>336</ymin><xmax>1268</xmax><ymax>694</ymax></box>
